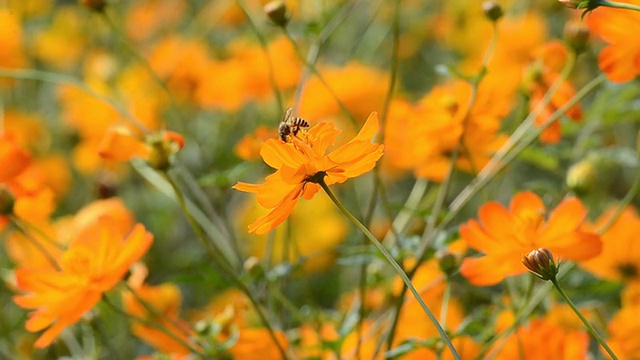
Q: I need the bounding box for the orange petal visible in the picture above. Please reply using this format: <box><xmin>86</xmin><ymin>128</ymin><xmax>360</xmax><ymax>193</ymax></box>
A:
<box><xmin>97</xmin><ymin>127</ymin><xmax>151</xmax><ymax>161</ymax></box>
<box><xmin>460</xmin><ymin>220</ymin><xmax>500</xmax><ymax>254</ymax></box>
<box><xmin>460</xmin><ymin>256</ymin><xmax>523</xmax><ymax>286</ymax></box>
<box><xmin>477</xmin><ymin>202</ymin><xmax>513</xmax><ymax>240</ymax></box>
<box><xmin>260</xmin><ymin>138</ymin><xmax>306</xmax><ymax>170</ymax></box>
<box><xmin>539</xmin><ymin>197</ymin><xmax>586</xmax><ymax>243</ymax></box>
<box><xmin>248</xmin><ymin>184</ymin><xmax>303</xmax><ymax>234</ymax></box>
<box><xmin>509</xmin><ymin>191</ymin><xmax>544</xmax><ymax>217</ymax></box>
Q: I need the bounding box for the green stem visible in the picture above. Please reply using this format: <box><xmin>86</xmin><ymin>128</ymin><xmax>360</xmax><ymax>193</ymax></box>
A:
<box><xmin>164</xmin><ymin>173</ymin><xmax>290</xmax><ymax>360</ymax></box>
<box><xmin>318</xmin><ymin>179</ymin><xmax>460</xmax><ymax>360</ymax></box>
<box><xmin>550</xmin><ymin>278</ymin><xmax>618</xmax><ymax>360</ymax></box>
<box><xmin>597</xmin><ymin>168</ymin><xmax>640</xmax><ymax>234</ymax></box>
<box><xmin>282</xmin><ymin>28</ymin><xmax>358</xmax><ymax>126</ymax></box>
<box><xmin>0</xmin><ymin>68</ymin><xmax>147</xmax><ymax>132</ymax></box>
<box><xmin>101</xmin><ymin>294</ymin><xmax>200</xmax><ymax>355</ymax></box>
<box><xmin>599</xmin><ymin>0</ymin><xmax>640</xmax><ymax>12</ymax></box>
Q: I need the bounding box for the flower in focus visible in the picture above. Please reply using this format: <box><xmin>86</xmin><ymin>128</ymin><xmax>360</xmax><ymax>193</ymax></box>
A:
<box><xmin>12</xmin><ymin>217</ymin><xmax>153</xmax><ymax>347</ymax></box>
<box><xmin>587</xmin><ymin>0</ymin><xmax>640</xmax><ymax>83</ymax></box>
<box><xmin>238</xmin><ymin>192</ymin><xmax>347</xmax><ymax>272</ymax></box>
<box><xmin>233</xmin><ymin>112</ymin><xmax>384</xmax><ymax>234</ymax></box>
<box><xmin>581</xmin><ymin>206</ymin><xmax>640</xmax><ymax>283</ymax></box>
<box><xmin>460</xmin><ymin>191</ymin><xmax>602</xmax><ymax>286</ymax></box>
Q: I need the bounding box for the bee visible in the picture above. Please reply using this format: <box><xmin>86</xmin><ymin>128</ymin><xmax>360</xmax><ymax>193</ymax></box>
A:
<box><xmin>278</xmin><ymin>108</ymin><xmax>310</xmax><ymax>142</ymax></box>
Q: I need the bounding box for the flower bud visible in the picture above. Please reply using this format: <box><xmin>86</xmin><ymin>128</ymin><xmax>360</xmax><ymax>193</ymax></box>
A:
<box><xmin>522</xmin><ymin>248</ymin><xmax>559</xmax><ymax>281</ymax></box>
<box><xmin>79</xmin><ymin>0</ymin><xmax>106</xmax><ymax>12</ymax></box>
<box><xmin>558</xmin><ymin>0</ymin><xmax>582</xmax><ymax>8</ymax></box>
<box><xmin>146</xmin><ymin>131</ymin><xmax>185</xmax><ymax>171</ymax></box>
<box><xmin>564</xmin><ymin>20</ymin><xmax>590</xmax><ymax>53</ymax></box>
<box><xmin>264</xmin><ymin>1</ymin><xmax>289</xmax><ymax>27</ymax></box>
<box><xmin>482</xmin><ymin>1</ymin><xmax>504</xmax><ymax>22</ymax></box>
<box><xmin>437</xmin><ymin>252</ymin><xmax>459</xmax><ymax>278</ymax></box>
<box><xmin>566</xmin><ymin>159</ymin><xmax>597</xmax><ymax>195</ymax></box>
<box><xmin>0</xmin><ymin>186</ymin><xmax>15</xmax><ymax>217</ymax></box>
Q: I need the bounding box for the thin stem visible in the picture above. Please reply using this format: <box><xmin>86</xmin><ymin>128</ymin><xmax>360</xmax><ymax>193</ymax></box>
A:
<box><xmin>550</xmin><ymin>278</ymin><xmax>619</xmax><ymax>360</ymax></box>
<box><xmin>0</xmin><ymin>68</ymin><xmax>147</xmax><ymax>133</ymax></box>
<box><xmin>101</xmin><ymin>294</ymin><xmax>200</xmax><ymax>354</ymax></box>
<box><xmin>599</xmin><ymin>0</ymin><xmax>640</xmax><ymax>12</ymax></box>
<box><xmin>235</xmin><ymin>0</ymin><xmax>284</xmax><ymax>114</ymax></box>
<box><xmin>9</xmin><ymin>218</ymin><xmax>61</xmax><ymax>271</ymax></box>
<box><xmin>444</xmin><ymin>72</ymin><xmax>605</xmax><ymax>230</ymax></box>
<box><xmin>282</xmin><ymin>28</ymin><xmax>358</xmax><ymax>126</ymax></box>
<box><xmin>597</xmin><ymin>168</ymin><xmax>640</xmax><ymax>234</ymax></box>
<box><xmin>318</xmin><ymin>179</ymin><xmax>460</xmax><ymax>360</ymax></box>
<box><xmin>378</xmin><ymin>0</ymin><xmax>401</xmax><ymax>142</ymax></box>
<box><xmin>163</xmin><ymin>172</ymin><xmax>290</xmax><ymax>359</ymax></box>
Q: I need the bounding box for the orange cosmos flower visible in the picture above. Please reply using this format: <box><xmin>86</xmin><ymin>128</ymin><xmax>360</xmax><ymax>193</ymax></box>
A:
<box><xmin>587</xmin><ymin>0</ymin><xmax>640</xmax><ymax>83</ymax></box>
<box><xmin>524</xmin><ymin>41</ymin><xmax>582</xmax><ymax>144</ymax></box>
<box><xmin>98</xmin><ymin>126</ymin><xmax>184</xmax><ymax>169</ymax></box>
<box><xmin>581</xmin><ymin>206</ymin><xmax>640</xmax><ymax>283</ymax></box>
<box><xmin>13</xmin><ymin>217</ymin><xmax>153</xmax><ymax>348</ymax></box>
<box><xmin>123</xmin><ymin>264</ymin><xmax>195</xmax><ymax>357</ymax></box>
<box><xmin>459</xmin><ymin>191</ymin><xmax>601</xmax><ymax>286</ymax></box>
<box><xmin>234</xmin><ymin>112</ymin><xmax>384</xmax><ymax>234</ymax></box>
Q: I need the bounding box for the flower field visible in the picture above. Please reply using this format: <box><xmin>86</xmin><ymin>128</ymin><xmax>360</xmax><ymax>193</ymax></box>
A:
<box><xmin>1</xmin><ymin>0</ymin><xmax>640</xmax><ymax>359</ymax></box>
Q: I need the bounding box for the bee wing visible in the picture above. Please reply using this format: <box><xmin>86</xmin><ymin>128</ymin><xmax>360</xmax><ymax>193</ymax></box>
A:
<box><xmin>282</xmin><ymin>108</ymin><xmax>293</xmax><ymax>123</ymax></box>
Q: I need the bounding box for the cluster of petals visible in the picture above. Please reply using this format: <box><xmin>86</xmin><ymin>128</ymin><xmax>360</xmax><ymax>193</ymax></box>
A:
<box><xmin>459</xmin><ymin>191</ymin><xmax>602</xmax><ymax>286</ymax></box>
<box><xmin>587</xmin><ymin>0</ymin><xmax>640</xmax><ymax>83</ymax></box>
<box><xmin>13</xmin><ymin>216</ymin><xmax>153</xmax><ymax>347</ymax></box>
<box><xmin>234</xmin><ymin>112</ymin><xmax>384</xmax><ymax>234</ymax></box>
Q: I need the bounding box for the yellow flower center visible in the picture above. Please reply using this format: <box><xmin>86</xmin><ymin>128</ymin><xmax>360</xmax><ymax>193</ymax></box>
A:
<box><xmin>516</xmin><ymin>209</ymin><xmax>545</xmax><ymax>245</ymax></box>
<box><xmin>62</xmin><ymin>247</ymin><xmax>93</xmax><ymax>276</ymax></box>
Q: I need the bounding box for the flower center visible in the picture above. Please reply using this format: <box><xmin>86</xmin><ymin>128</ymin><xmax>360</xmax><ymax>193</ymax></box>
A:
<box><xmin>617</xmin><ymin>263</ymin><xmax>639</xmax><ymax>281</ymax></box>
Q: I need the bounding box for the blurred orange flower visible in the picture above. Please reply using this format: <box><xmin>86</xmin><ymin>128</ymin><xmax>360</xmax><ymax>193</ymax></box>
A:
<box><xmin>234</xmin><ymin>126</ymin><xmax>278</xmax><ymax>161</ymax></box>
<box><xmin>524</xmin><ymin>41</ymin><xmax>582</xmax><ymax>144</ymax></box>
<box><xmin>491</xmin><ymin>308</ymin><xmax>589</xmax><ymax>359</ymax></box>
<box><xmin>581</xmin><ymin>206</ymin><xmax>640</xmax><ymax>283</ymax></box>
<box><xmin>460</xmin><ymin>191</ymin><xmax>601</xmax><ymax>286</ymax></box>
<box><xmin>384</xmin><ymin>79</ymin><xmax>509</xmax><ymax>182</ymax></box>
<box><xmin>98</xmin><ymin>127</ymin><xmax>184</xmax><ymax>167</ymax></box>
<box><xmin>13</xmin><ymin>218</ymin><xmax>153</xmax><ymax>348</ymax></box>
<box><xmin>123</xmin><ymin>264</ymin><xmax>195</xmax><ymax>357</ymax></box>
<box><xmin>587</xmin><ymin>0</ymin><xmax>640</xmax><ymax>83</ymax></box>
<box><xmin>234</xmin><ymin>112</ymin><xmax>384</xmax><ymax>234</ymax></box>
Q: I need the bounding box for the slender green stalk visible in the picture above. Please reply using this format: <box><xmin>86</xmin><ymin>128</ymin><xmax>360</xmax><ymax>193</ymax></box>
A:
<box><xmin>318</xmin><ymin>179</ymin><xmax>461</xmax><ymax>360</ymax></box>
<box><xmin>282</xmin><ymin>29</ymin><xmax>358</xmax><ymax>126</ymax></box>
<box><xmin>163</xmin><ymin>172</ymin><xmax>290</xmax><ymax>360</ymax></box>
<box><xmin>0</xmin><ymin>68</ymin><xmax>147</xmax><ymax>132</ymax></box>
<box><xmin>101</xmin><ymin>295</ymin><xmax>200</xmax><ymax>354</ymax></box>
<box><xmin>444</xmin><ymin>73</ymin><xmax>605</xmax><ymax>230</ymax></box>
<box><xmin>597</xmin><ymin>168</ymin><xmax>640</xmax><ymax>234</ymax></box>
<box><xmin>599</xmin><ymin>0</ymin><xmax>640</xmax><ymax>12</ymax></box>
<box><xmin>550</xmin><ymin>278</ymin><xmax>618</xmax><ymax>360</ymax></box>
<box><xmin>9</xmin><ymin>218</ymin><xmax>61</xmax><ymax>271</ymax></box>
<box><xmin>235</xmin><ymin>0</ymin><xmax>284</xmax><ymax>114</ymax></box>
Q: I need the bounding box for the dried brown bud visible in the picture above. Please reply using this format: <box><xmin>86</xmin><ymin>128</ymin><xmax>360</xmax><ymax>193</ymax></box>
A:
<box><xmin>523</xmin><ymin>248</ymin><xmax>559</xmax><ymax>281</ymax></box>
<box><xmin>564</xmin><ymin>20</ymin><xmax>590</xmax><ymax>53</ymax></box>
<box><xmin>264</xmin><ymin>1</ymin><xmax>289</xmax><ymax>28</ymax></box>
<box><xmin>482</xmin><ymin>1</ymin><xmax>504</xmax><ymax>22</ymax></box>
